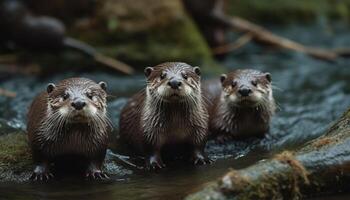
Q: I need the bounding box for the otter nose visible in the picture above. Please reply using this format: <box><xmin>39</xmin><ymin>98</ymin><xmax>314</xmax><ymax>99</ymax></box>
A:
<box><xmin>238</xmin><ymin>88</ymin><xmax>252</xmax><ymax>97</ymax></box>
<box><xmin>71</xmin><ymin>101</ymin><xmax>86</xmax><ymax>110</ymax></box>
<box><xmin>168</xmin><ymin>80</ymin><xmax>182</xmax><ymax>89</ymax></box>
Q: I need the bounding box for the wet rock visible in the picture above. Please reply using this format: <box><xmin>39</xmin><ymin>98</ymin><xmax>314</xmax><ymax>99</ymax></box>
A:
<box><xmin>0</xmin><ymin>120</ymin><xmax>20</xmax><ymax>136</ymax></box>
<box><xmin>186</xmin><ymin>108</ymin><xmax>350</xmax><ymax>200</ymax></box>
<box><xmin>104</xmin><ymin>150</ymin><xmax>133</xmax><ymax>177</ymax></box>
<box><xmin>0</xmin><ymin>132</ymin><xmax>32</xmax><ymax>182</ymax></box>
<box><xmin>0</xmin><ymin>130</ymin><xmax>134</xmax><ymax>182</ymax></box>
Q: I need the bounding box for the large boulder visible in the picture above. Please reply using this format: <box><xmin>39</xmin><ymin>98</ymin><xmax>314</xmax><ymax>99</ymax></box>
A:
<box><xmin>69</xmin><ymin>0</ymin><xmax>217</xmax><ymax>72</ymax></box>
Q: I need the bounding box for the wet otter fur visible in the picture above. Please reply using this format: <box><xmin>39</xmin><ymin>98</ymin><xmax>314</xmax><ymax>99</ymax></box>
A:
<box><xmin>27</xmin><ymin>77</ymin><xmax>111</xmax><ymax>181</ymax></box>
<box><xmin>206</xmin><ymin>69</ymin><xmax>276</xmax><ymax>142</ymax></box>
<box><xmin>119</xmin><ymin>62</ymin><xmax>210</xmax><ymax>170</ymax></box>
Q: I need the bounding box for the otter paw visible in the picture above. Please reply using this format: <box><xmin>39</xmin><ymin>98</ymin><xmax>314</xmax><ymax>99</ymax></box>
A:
<box><xmin>30</xmin><ymin>165</ymin><xmax>53</xmax><ymax>181</ymax></box>
<box><xmin>30</xmin><ymin>172</ymin><xmax>54</xmax><ymax>181</ymax></box>
<box><xmin>191</xmin><ymin>154</ymin><xmax>212</xmax><ymax>165</ymax></box>
<box><xmin>85</xmin><ymin>170</ymin><xmax>109</xmax><ymax>180</ymax></box>
<box><xmin>145</xmin><ymin>155</ymin><xmax>165</xmax><ymax>170</ymax></box>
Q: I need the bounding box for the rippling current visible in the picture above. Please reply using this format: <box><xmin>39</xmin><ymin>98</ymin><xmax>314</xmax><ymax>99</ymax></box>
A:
<box><xmin>0</xmin><ymin>23</ymin><xmax>349</xmax><ymax>199</ymax></box>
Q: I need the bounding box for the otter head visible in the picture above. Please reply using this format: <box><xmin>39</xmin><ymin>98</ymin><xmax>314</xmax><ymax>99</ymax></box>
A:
<box><xmin>144</xmin><ymin>62</ymin><xmax>201</xmax><ymax>103</ymax></box>
<box><xmin>220</xmin><ymin>69</ymin><xmax>272</xmax><ymax>107</ymax></box>
<box><xmin>46</xmin><ymin>78</ymin><xmax>108</xmax><ymax>123</ymax></box>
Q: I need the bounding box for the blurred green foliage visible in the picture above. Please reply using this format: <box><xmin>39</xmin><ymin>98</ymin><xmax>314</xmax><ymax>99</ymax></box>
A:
<box><xmin>228</xmin><ymin>0</ymin><xmax>350</xmax><ymax>24</ymax></box>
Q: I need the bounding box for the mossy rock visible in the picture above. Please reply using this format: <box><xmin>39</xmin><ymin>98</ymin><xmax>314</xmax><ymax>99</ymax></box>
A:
<box><xmin>98</xmin><ymin>18</ymin><xmax>219</xmax><ymax>74</ymax></box>
<box><xmin>69</xmin><ymin>0</ymin><xmax>221</xmax><ymax>74</ymax></box>
<box><xmin>0</xmin><ymin>131</ymin><xmax>132</xmax><ymax>182</ymax></box>
<box><xmin>186</xmin><ymin>107</ymin><xmax>350</xmax><ymax>200</ymax></box>
<box><xmin>228</xmin><ymin>0</ymin><xmax>350</xmax><ymax>24</ymax></box>
<box><xmin>0</xmin><ymin>132</ymin><xmax>32</xmax><ymax>182</ymax></box>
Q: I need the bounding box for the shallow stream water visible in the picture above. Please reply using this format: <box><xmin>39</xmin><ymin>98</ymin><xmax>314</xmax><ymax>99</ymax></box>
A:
<box><xmin>0</xmin><ymin>23</ymin><xmax>350</xmax><ymax>199</ymax></box>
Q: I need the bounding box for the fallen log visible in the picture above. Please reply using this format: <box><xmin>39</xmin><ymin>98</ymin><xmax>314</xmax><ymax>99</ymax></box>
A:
<box><xmin>213</xmin><ymin>14</ymin><xmax>339</xmax><ymax>61</ymax></box>
<box><xmin>63</xmin><ymin>38</ymin><xmax>134</xmax><ymax>75</ymax></box>
<box><xmin>184</xmin><ymin>0</ymin><xmax>349</xmax><ymax>61</ymax></box>
<box><xmin>186</xmin><ymin>108</ymin><xmax>350</xmax><ymax>199</ymax></box>
<box><xmin>212</xmin><ymin>33</ymin><xmax>253</xmax><ymax>55</ymax></box>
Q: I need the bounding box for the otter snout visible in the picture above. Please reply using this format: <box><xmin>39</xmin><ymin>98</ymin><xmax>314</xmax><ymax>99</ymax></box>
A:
<box><xmin>71</xmin><ymin>100</ymin><xmax>86</xmax><ymax>110</ymax></box>
<box><xmin>238</xmin><ymin>88</ymin><xmax>252</xmax><ymax>97</ymax></box>
<box><xmin>168</xmin><ymin>79</ymin><xmax>182</xmax><ymax>89</ymax></box>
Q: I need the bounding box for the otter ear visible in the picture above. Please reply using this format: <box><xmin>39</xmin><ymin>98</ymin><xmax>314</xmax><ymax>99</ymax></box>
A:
<box><xmin>220</xmin><ymin>74</ymin><xmax>227</xmax><ymax>84</ymax></box>
<box><xmin>46</xmin><ymin>83</ymin><xmax>55</xmax><ymax>94</ymax></box>
<box><xmin>99</xmin><ymin>81</ymin><xmax>107</xmax><ymax>91</ymax></box>
<box><xmin>265</xmin><ymin>72</ymin><xmax>272</xmax><ymax>82</ymax></box>
<box><xmin>193</xmin><ymin>66</ymin><xmax>201</xmax><ymax>76</ymax></box>
<box><xmin>144</xmin><ymin>67</ymin><xmax>153</xmax><ymax>77</ymax></box>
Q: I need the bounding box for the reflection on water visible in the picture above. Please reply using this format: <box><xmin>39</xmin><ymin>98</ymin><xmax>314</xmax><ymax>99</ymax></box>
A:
<box><xmin>0</xmin><ymin>23</ymin><xmax>350</xmax><ymax>199</ymax></box>
<box><xmin>0</xmin><ymin>152</ymin><xmax>267</xmax><ymax>200</ymax></box>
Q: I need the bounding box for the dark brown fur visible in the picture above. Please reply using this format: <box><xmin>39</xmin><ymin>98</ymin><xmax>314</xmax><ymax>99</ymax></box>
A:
<box><xmin>119</xmin><ymin>62</ymin><xmax>210</xmax><ymax>169</ymax></box>
<box><xmin>27</xmin><ymin>77</ymin><xmax>111</xmax><ymax>180</ymax></box>
<box><xmin>205</xmin><ymin>69</ymin><xmax>276</xmax><ymax>141</ymax></box>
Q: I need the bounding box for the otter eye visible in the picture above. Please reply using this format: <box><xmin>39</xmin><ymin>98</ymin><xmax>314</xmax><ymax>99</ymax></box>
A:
<box><xmin>251</xmin><ymin>80</ymin><xmax>258</xmax><ymax>86</ymax></box>
<box><xmin>160</xmin><ymin>72</ymin><xmax>167</xmax><ymax>80</ymax></box>
<box><xmin>232</xmin><ymin>81</ymin><xmax>237</xmax><ymax>87</ymax></box>
<box><xmin>182</xmin><ymin>72</ymin><xmax>188</xmax><ymax>80</ymax></box>
<box><xmin>62</xmin><ymin>93</ymin><xmax>69</xmax><ymax>100</ymax></box>
<box><xmin>87</xmin><ymin>93</ymin><xmax>93</xmax><ymax>100</ymax></box>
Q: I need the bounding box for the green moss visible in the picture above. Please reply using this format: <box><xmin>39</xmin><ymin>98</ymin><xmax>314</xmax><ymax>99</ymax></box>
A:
<box><xmin>343</xmin><ymin>108</ymin><xmax>350</xmax><ymax>118</ymax></box>
<box><xmin>0</xmin><ymin>132</ymin><xmax>133</xmax><ymax>182</ymax></box>
<box><xmin>114</xmin><ymin>18</ymin><xmax>218</xmax><ymax>73</ymax></box>
<box><xmin>328</xmin><ymin>1</ymin><xmax>350</xmax><ymax>22</ymax></box>
<box><xmin>73</xmin><ymin>16</ymin><xmax>219</xmax><ymax>74</ymax></box>
<box><xmin>228</xmin><ymin>0</ymin><xmax>350</xmax><ymax>24</ymax></box>
<box><xmin>0</xmin><ymin>133</ymin><xmax>32</xmax><ymax>173</ymax></box>
<box><xmin>68</xmin><ymin>0</ymin><xmax>222</xmax><ymax>74</ymax></box>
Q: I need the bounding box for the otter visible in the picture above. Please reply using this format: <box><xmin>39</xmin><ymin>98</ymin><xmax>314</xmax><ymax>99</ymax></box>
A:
<box><xmin>206</xmin><ymin>69</ymin><xmax>276</xmax><ymax>141</ymax></box>
<box><xmin>27</xmin><ymin>78</ymin><xmax>111</xmax><ymax>181</ymax></box>
<box><xmin>119</xmin><ymin>62</ymin><xmax>210</xmax><ymax>170</ymax></box>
